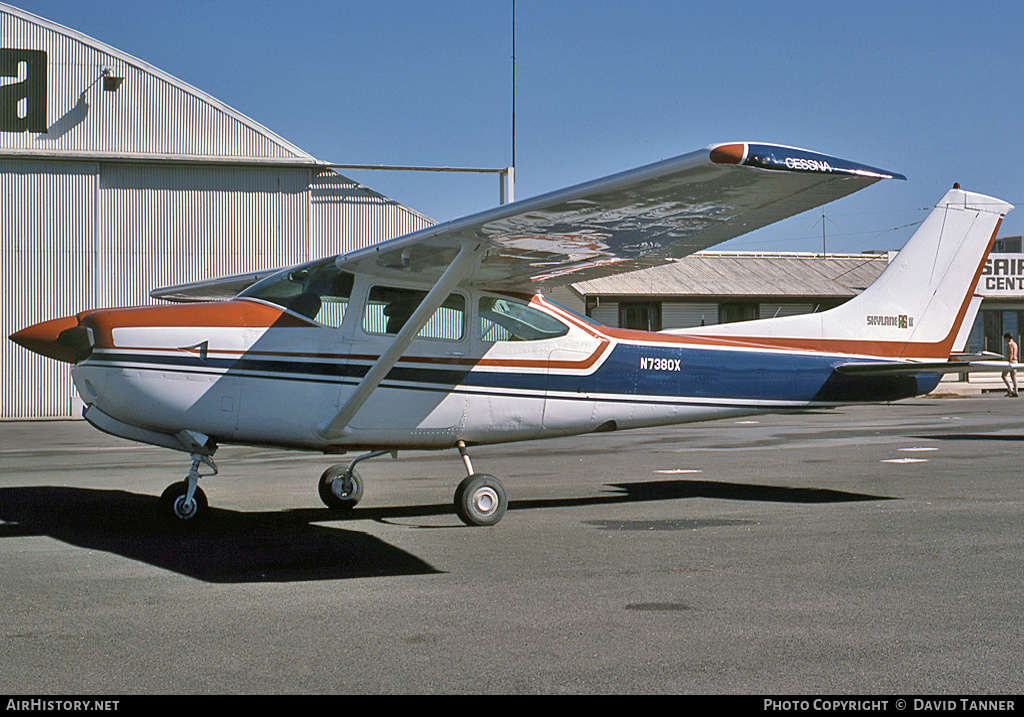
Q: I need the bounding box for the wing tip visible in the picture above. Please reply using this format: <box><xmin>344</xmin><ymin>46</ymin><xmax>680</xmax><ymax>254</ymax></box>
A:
<box><xmin>709</xmin><ymin>142</ymin><xmax>905</xmax><ymax>181</ymax></box>
<box><xmin>709</xmin><ymin>143</ymin><xmax>747</xmax><ymax>165</ymax></box>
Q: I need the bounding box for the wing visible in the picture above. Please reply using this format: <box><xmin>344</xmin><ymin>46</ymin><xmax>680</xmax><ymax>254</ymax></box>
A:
<box><xmin>316</xmin><ymin>142</ymin><xmax>902</xmax><ymax>438</ymax></box>
<box><xmin>337</xmin><ymin>142</ymin><xmax>905</xmax><ymax>290</ymax></box>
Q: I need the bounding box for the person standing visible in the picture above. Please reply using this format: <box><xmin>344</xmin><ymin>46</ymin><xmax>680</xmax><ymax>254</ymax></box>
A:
<box><xmin>1002</xmin><ymin>332</ymin><xmax>1018</xmax><ymax>397</ymax></box>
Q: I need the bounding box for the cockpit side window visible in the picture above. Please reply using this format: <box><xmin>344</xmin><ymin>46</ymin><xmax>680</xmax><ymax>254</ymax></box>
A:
<box><xmin>362</xmin><ymin>285</ymin><xmax>466</xmax><ymax>341</ymax></box>
<box><xmin>239</xmin><ymin>258</ymin><xmax>354</xmax><ymax>328</ymax></box>
<box><xmin>479</xmin><ymin>296</ymin><xmax>570</xmax><ymax>342</ymax></box>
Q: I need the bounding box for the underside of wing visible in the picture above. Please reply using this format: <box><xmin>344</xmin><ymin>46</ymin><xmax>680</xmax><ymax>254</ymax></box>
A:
<box><xmin>338</xmin><ymin>142</ymin><xmax>905</xmax><ymax>291</ymax></box>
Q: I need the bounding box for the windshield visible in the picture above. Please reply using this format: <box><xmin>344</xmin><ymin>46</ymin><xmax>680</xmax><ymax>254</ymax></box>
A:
<box><xmin>239</xmin><ymin>258</ymin><xmax>354</xmax><ymax>327</ymax></box>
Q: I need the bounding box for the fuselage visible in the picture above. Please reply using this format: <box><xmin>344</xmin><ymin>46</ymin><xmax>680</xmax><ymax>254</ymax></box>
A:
<box><xmin>59</xmin><ymin>258</ymin><xmax>937</xmax><ymax>453</ymax></box>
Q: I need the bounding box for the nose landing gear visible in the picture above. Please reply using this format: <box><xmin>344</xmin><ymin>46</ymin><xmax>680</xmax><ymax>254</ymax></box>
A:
<box><xmin>159</xmin><ymin>452</ymin><xmax>217</xmax><ymax>525</ymax></box>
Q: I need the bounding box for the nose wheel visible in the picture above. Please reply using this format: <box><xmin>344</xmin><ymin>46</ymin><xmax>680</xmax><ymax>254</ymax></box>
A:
<box><xmin>159</xmin><ymin>481</ymin><xmax>208</xmax><ymax>523</ymax></box>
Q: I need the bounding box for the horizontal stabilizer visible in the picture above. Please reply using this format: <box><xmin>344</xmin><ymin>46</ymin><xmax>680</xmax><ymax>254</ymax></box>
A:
<box><xmin>150</xmin><ymin>270</ymin><xmax>278</xmax><ymax>303</ymax></box>
<box><xmin>836</xmin><ymin>360</ymin><xmax>1024</xmax><ymax>376</ymax></box>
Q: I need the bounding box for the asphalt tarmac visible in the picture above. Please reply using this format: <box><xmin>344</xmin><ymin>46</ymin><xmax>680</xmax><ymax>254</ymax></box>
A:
<box><xmin>1</xmin><ymin>394</ymin><xmax>1022</xmax><ymax>695</ymax></box>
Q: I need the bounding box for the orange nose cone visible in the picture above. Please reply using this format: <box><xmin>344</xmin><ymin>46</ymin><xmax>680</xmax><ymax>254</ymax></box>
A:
<box><xmin>9</xmin><ymin>315</ymin><xmax>86</xmax><ymax>363</ymax></box>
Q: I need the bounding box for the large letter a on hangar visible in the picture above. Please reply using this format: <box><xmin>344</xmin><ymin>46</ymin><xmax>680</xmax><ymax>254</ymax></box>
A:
<box><xmin>0</xmin><ymin>48</ymin><xmax>47</xmax><ymax>133</ymax></box>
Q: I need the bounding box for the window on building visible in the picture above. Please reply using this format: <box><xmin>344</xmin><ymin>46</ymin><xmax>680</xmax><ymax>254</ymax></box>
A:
<box><xmin>977</xmin><ymin>309</ymin><xmax>1024</xmax><ymax>354</ymax></box>
<box><xmin>619</xmin><ymin>302</ymin><xmax>662</xmax><ymax>331</ymax></box>
<box><xmin>993</xmin><ymin>236</ymin><xmax>1022</xmax><ymax>253</ymax></box>
<box><xmin>719</xmin><ymin>302</ymin><xmax>759</xmax><ymax>324</ymax></box>
<box><xmin>984</xmin><ymin>310</ymin><xmax>1002</xmax><ymax>353</ymax></box>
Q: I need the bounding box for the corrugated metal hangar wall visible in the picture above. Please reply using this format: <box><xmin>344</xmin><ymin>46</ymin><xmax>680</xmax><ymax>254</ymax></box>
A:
<box><xmin>0</xmin><ymin>4</ymin><xmax>432</xmax><ymax>418</ymax></box>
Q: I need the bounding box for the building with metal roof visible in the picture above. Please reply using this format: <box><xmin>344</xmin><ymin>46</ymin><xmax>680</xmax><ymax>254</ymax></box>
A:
<box><xmin>571</xmin><ymin>243</ymin><xmax>1024</xmax><ymax>359</ymax></box>
<box><xmin>572</xmin><ymin>251</ymin><xmax>893</xmax><ymax>331</ymax></box>
<box><xmin>1</xmin><ymin>3</ymin><xmax>432</xmax><ymax>418</ymax></box>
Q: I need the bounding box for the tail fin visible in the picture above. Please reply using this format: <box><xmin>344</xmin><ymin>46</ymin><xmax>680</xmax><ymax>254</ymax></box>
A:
<box><xmin>678</xmin><ymin>188</ymin><xmax>1013</xmax><ymax>360</ymax></box>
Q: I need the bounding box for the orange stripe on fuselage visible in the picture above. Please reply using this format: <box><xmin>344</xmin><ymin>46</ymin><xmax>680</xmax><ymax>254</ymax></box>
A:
<box><xmin>83</xmin><ymin>296</ymin><xmax>613</xmax><ymax>373</ymax></box>
<box><xmin>80</xmin><ymin>299</ymin><xmax>314</xmax><ymax>348</ymax></box>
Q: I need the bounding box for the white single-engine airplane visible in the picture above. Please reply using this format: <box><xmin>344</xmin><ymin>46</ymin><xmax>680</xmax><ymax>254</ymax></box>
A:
<box><xmin>10</xmin><ymin>142</ymin><xmax>1017</xmax><ymax>527</ymax></box>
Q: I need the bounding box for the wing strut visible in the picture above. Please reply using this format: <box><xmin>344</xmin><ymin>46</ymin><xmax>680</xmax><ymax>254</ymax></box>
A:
<box><xmin>316</xmin><ymin>240</ymin><xmax>485</xmax><ymax>439</ymax></box>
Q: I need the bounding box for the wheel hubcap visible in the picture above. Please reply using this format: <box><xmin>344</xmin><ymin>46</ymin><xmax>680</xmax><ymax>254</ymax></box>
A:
<box><xmin>175</xmin><ymin>496</ymin><xmax>196</xmax><ymax>519</ymax></box>
<box><xmin>473</xmin><ymin>486</ymin><xmax>499</xmax><ymax>515</ymax></box>
<box><xmin>331</xmin><ymin>477</ymin><xmax>354</xmax><ymax>500</ymax></box>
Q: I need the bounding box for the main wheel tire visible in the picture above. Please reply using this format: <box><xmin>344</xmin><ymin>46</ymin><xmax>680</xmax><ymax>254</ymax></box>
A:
<box><xmin>454</xmin><ymin>474</ymin><xmax>507</xmax><ymax>527</ymax></box>
<box><xmin>159</xmin><ymin>481</ymin><xmax>208</xmax><ymax>525</ymax></box>
<box><xmin>318</xmin><ymin>465</ymin><xmax>363</xmax><ymax>509</ymax></box>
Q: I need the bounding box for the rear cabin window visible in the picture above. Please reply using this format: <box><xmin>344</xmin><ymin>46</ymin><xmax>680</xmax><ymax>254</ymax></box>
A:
<box><xmin>239</xmin><ymin>258</ymin><xmax>354</xmax><ymax>328</ymax></box>
<box><xmin>479</xmin><ymin>297</ymin><xmax>570</xmax><ymax>342</ymax></box>
<box><xmin>362</xmin><ymin>286</ymin><xmax>466</xmax><ymax>341</ymax></box>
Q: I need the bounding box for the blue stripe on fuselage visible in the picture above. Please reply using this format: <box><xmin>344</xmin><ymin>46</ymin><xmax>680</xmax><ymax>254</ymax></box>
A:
<box><xmin>553</xmin><ymin>343</ymin><xmax>837</xmax><ymax>401</ymax></box>
<box><xmin>551</xmin><ymin>343</ymin><xmax>938</xmax><ymax>402</ymax></box>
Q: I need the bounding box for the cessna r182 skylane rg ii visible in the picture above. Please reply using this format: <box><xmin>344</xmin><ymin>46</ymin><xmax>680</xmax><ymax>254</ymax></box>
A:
<box><xmin>10</xmin><ymin>142</ymin><xmax>1019</xmax><ymax>527</ymax></box>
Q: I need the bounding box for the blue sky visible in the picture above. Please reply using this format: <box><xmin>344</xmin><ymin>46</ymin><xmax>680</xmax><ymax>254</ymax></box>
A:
<box><xmin>13</xmin><ymin>0</ymin><xmax>1024</xmax><ymax>253</ymax></box>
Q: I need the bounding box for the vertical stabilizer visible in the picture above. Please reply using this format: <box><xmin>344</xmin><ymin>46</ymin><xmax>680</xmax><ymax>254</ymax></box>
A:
<box><xmin>677</xmin><ymin>188</ymin><xmax>1013</xmax><ymax>360</ymax></box>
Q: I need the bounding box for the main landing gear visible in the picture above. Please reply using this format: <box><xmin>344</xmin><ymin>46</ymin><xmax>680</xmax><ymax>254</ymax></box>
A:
<box><xmin>453</xmin><ymin>441</ymin><xmax>507</xmax><ymax>527</ymax></box>
<box><xmin>318</xmin><ymin>441</ymin><xmax>508</xmax><ymax>527</ymax></box>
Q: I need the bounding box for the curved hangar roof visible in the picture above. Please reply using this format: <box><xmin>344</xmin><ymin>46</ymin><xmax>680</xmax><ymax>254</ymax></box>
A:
<box><xmin>0</xmin><ymin>2</ymin><xmax>317</xmax><ymax>165</ymax></box>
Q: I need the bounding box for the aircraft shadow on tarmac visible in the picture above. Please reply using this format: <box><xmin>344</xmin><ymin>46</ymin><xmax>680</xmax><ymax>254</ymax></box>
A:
<box><xmin>0</xmin><ymin>486</ymin><xmax>439</xmax><ymax>583</ymax></box>
<box><xmin>913</xmin><ymin>433</ymin><xmax>1024</xmax><ymax>442</ymax></box>
<box><xmin>0</xmin><ymin>479</ymin><xmax>888</xmax><ymax>583</ymax></box>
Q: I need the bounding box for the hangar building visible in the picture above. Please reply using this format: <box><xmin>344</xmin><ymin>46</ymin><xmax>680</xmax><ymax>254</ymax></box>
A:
<box><xmin>1</xmin><ymin>3</ymin><xmax>432</xmax><ymax>418</ymax></box>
